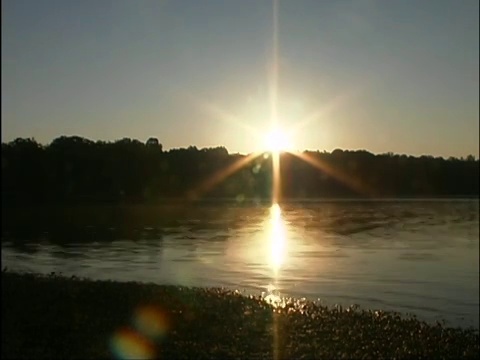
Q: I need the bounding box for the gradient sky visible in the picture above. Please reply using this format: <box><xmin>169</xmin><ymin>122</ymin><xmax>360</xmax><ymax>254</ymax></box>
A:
<box><xmin>2</xmin><ymin>0</ymin><xmax>479</xmax><ymax>157</ymax></box>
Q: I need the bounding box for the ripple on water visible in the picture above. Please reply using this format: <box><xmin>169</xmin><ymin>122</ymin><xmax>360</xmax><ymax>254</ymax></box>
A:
<box><xmin>397</xmin><ymin>252</ymin><xmax>439</xmax><ymax>261</ymax></box>
<box><xmin>1</xmin><ymin>200</ymin><xmax>478</xmax><ymax>329</ymax></box>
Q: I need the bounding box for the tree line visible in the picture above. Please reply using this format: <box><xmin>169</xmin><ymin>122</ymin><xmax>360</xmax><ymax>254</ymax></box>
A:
<box><xmin>1</xmin><ymin>136</ymin><xmax>478</xmax><ymax>205</ymax></box>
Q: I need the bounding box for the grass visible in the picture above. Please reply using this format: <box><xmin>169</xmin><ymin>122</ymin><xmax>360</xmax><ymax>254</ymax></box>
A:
<box><xmin>2</xmin><ymin>271</ymin><xmax>478</xmax><ymax>359</ymax></box>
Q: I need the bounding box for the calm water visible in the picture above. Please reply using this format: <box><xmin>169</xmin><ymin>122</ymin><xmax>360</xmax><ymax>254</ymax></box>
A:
<box><xmin>2</xmin><ymin>200</ymin><xmax>479</xmax><ymax>328</ymax></box>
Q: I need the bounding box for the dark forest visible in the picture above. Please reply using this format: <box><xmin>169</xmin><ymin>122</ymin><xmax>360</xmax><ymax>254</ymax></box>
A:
<box><xmin>2</xmin><ymin>136</ymin><xmax>478</xmax><ymax>205</ymax></box>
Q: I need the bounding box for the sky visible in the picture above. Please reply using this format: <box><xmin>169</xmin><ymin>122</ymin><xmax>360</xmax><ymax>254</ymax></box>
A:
<box><xmin>2</xmin><ymin>0</ymin><xmax>479</xmax><ymax>157</ymax></box>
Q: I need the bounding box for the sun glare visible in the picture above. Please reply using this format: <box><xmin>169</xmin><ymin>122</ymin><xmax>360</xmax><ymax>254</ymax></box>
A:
<box><xmin>264</xmin><ymin>127</ymin><xmax>291</xmax><ymax>153</ymax></box>
<box><xmin>269</xmin><ymin>203</ymin><xmax>286</xmax><ymax>275</ymax></box>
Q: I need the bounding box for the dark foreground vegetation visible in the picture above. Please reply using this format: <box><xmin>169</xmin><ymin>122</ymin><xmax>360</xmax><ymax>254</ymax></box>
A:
<box><xmin>2</xmin><ymin>272</ymin><xmax>479</xmax><ymax>359</ymax></box>
<box><xmin>2</xmin><ymin>136</ymin><xmax>479</xmax><ymax>205</ymax></box>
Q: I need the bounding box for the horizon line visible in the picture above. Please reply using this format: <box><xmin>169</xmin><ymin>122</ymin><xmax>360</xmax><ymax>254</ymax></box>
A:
<box><xmin>2</xmin><ymin>135</ymin><xmax>478</xmax><ymax>160</ymax></box>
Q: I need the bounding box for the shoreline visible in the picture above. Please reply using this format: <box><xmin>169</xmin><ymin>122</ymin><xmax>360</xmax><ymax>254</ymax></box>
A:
<box><xmin>3</xmin><ymin>196</ymin><xmax>479</xmax><ymax>208</ymax></box>
<box><xmin>2</xmin><ymin>271</ymin><xmax>478</xmax><ymax>359</ymax></box>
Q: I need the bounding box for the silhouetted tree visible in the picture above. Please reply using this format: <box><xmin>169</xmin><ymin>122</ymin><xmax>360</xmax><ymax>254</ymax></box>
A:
<box><xmin>1</xmin><ymin>136</ymin><xmax>478</xmax><ymax>206</ymax></box>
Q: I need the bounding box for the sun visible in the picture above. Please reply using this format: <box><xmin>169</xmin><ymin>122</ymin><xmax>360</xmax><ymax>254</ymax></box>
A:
<box><xmin>264</xmin><ymin>127</ymin><xmax>291</xmax><ymax>153</ymax></box>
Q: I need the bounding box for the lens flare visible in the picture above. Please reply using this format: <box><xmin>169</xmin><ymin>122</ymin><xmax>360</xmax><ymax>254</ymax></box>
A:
<box><xmin>110</xmin><ymin>327</ymin><xmax>156</xmax><ymax>360</ymax></box>
<box><xmin>133</xmin><ymin>306</ymin><xmax>169</xmax><ymax>341</ymax></box>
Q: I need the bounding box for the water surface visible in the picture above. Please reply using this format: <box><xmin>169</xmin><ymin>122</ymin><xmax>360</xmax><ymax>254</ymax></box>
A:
<box><xmin>2</xmin><ymin>200</ymin><xmax>478</xmax><ymax>328</ymax></box>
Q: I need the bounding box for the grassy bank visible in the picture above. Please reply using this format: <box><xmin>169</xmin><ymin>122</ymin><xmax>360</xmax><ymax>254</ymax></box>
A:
<box><xmin>2</xmin><ymin>272</ymin><xmax>478</xmax><ymax>359</ymax></box>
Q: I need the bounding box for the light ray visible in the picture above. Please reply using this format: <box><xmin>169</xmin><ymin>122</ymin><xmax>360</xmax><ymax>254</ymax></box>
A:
<box><xmin>290</xmin><ymin>151</ymin><xmax>376</xmax><ymax>197</ymax></box>
<box><xmin>186</xmin><ymin>152</ymin><xmax>261</xmax><ymax>200</ymax></box>
<box><xmin>269</xmin><ymin>0</ymin><xmax>282</xmax><ymax>205</ymax></box>
<box><xmin>270</xmin><ymin>2</ymin><xmax>281</xmax><ymax>359</ymax></box>
<box><xmin>288</xmin><ymin>90</ymin><xmax>355</xmax><ymax>139</ymax></box>
<box><xmin>270</xmin><ymin>0</ymin><xmax>279</xmax><ymax>129</ymax></box>
<box><xmin>268</xmin><ymin>202</ymin><xmax>283</xmax><ymax>360</ymax></box>
<box><xmin>272</xmin><ymin>151</ymin><xmax>281</xmax><ymax>204</ymax></box>
<box><xmin>197</xmin><ymin>101</ymin><xmax>262</xmax><ymax>142</ymax></box>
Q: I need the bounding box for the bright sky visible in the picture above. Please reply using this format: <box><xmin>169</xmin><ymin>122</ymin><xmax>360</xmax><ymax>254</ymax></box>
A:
<box><xmin>2</xmin><ymin>0</ymin><xmax>479</xmax><ymax>157</ymax></box>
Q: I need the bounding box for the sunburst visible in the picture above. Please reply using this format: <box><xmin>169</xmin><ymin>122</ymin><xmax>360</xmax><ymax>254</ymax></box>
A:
<box><xmin>178</xmin><ymin>2</ymin><xmax>375</xmax><ymax>359</ymax></box>
<box><xmin>264</xmin><ymin>127</ymin><xmax>291</xmax><ymax>154</ymax></box>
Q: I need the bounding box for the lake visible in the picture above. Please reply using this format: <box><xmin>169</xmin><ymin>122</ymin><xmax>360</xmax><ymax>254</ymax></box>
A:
<box><xmin>2</xmin><ymin>200</ymin><xmax>479</xmax><ymax>328</ymax></box>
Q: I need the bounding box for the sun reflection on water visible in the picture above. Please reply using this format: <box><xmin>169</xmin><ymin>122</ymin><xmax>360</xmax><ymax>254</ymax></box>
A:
<box><xmin>268</xmin><ymin>204</ymin><xmax>287</xmax><ymax>277</ymax></box>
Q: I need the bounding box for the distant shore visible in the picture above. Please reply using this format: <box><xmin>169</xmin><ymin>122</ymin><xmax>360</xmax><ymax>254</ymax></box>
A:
<box><xmin>3</xmin><ymin>196</ymin><xmax>480</xmax><ymax>207</ymax></box>
<box><xmin>3</xmin><ymin>138</ymin><xmax>479</xmax><ymax>205</ymax></box>
<box><xmin>2</xmin><ymin>271</ymin><xmax>478</xmax><ymax>359</ymax></box>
